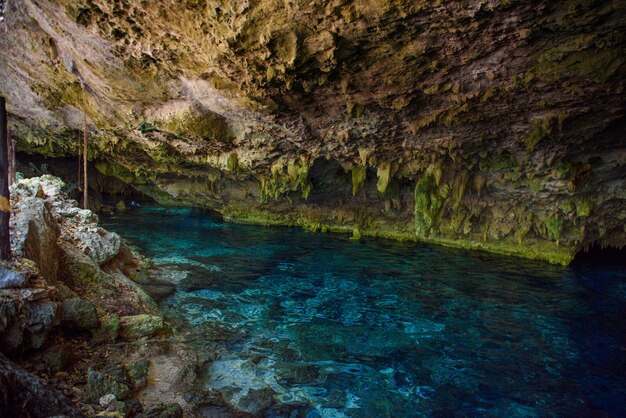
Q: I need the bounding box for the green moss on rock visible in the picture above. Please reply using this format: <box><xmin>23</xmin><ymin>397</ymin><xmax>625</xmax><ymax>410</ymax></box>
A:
<box><xmin>545</xmin><ymin>216</ymin><xmax>564</xmax><ymax>245</ymax></box>
<box><xmin>119</xmin><ymin>314</ymin><xmax>169</xmax><ymax>340</ymax></box>
<box><xmin>414</xmin><ymin>172</ymin><xmax>443</xmax><ymax>238</ymax></box>
<box><xmin>260</xmin><ymin>159</ymin><xmax>312</xmax><ymax>202</ymax></box>
<box><xmin>351</xmin><ymin>164</ymin><xmax>367</xmax><ymax>195</ymax></box>
<box><xmin>376</xmin><ymin>162</ymin><xmax>393</xmax><ymax>194</ymax></box>
<box><xmin>577</xmin><ymin>199</ymin><xmax>593</xmax><ymax>217</ymax></box>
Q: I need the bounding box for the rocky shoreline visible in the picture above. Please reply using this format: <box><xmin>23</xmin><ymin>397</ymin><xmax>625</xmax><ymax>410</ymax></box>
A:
<box><xmin>0</xmin><ymin>175</ymin><xmax>202</xmax><ymax>417</ymax></box>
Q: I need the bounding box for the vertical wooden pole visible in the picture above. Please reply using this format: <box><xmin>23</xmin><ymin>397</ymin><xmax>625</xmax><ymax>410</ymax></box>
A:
<box><xmin>83</xmin><ymin>111</ymin><xmax>88</xmax><ymax>209</ymax></box>
<box><xmin>7</xmin><ymin>128</ymin><xmax>15</xmax><ymax>185</ymax></box>
<box><xmin>0</xmin><ymin>97</ymin><xmax>10</xmax><ymax>260</ymax></box>
<box><xmin>77</xmin><ymin>131</ymin><xmax>81</xmax><ymax>193</ymax></box>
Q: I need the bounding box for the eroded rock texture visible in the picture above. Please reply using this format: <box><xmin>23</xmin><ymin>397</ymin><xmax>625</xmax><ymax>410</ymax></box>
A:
<box><xmin>1</xmin><ymin>0</ymin><xmax>625</xmax><ymax>263</ymax></box>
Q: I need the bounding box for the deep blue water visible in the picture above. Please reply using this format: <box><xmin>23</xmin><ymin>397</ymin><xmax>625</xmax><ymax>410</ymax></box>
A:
<box><xmin>102</xmin><ymin>206</ymin><xmax>626</xmax><ymax>417</ymax></box>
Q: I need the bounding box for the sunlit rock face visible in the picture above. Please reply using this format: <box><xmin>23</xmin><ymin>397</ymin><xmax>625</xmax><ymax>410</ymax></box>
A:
<box><xmin>1</xmin><ymin>0</ymin><xmax>625</xmax><ymax>264</ymax></box>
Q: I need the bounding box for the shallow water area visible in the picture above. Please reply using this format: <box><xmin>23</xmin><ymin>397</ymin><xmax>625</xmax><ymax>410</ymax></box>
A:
<box><xmin>102</xmin><ymin>206</ymin><xmax>626</xmax><ymax>417</ymax></box>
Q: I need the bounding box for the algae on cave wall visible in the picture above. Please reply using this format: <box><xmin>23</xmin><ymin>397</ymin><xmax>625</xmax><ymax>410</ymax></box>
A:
<box><xmin>0</xmin><ymin>0</ymin><xmax>624</xmax><ymax>265</ymax></box>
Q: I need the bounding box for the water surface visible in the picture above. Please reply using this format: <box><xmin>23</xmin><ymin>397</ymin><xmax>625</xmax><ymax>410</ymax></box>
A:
<box><xmin>103</xmin><ymin>206</ymin><xmax>626</xmax><ymax>417</ymax></box>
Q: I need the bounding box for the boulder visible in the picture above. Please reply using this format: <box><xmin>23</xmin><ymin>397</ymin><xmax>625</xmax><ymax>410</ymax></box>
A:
<box><xmin>0</xmin><ymin>353</ymin><xmax>80</xmax><ymax>417</ymax></box>
<box><xmin>94</xmin><ymin>313</ymin><xmax>121</xmax><ymax>344</ymax></box>
<box><xmin>0</xmin><ymin>259</ymin><xmax>39</xmax><ymax>289</ymax></box>
<box><xmin>125</xmin><ymin>398</ymin><xmax>144</xmax><ymax>416</ymax></box>
<box><xmin>76</xmin><ymin>227</ymin><xmax>122</xmax><ymax>266</ymax></box>
<box><xmin>0</xmin><ymin>292</ymin><xmax>26</xmax><ymax>353</ymax></box>
<box><xmin>62</xmin><ymin>297</ymin><xmax>99</xmax><ymax>330</ymax></box>
<box><xmin>119</xmin><ymin>314</ymin><xmax>169</xmax><ymax>340</ymax></box>
<box><xmin>0</xmin><ymin>291</ymin><xmax>60</xmax><ymax>353</ymax></box>
<box><xmin>85</xmin><ymin>367</ymin><xmax>131</xmax><ymax>403</ymax></box>
<box><xmin>127</xmin><ymin>360</ymin><xmax>149</xmax><ymax>390</ymax></box>
<box><xmin>140</xmin><ymin>403</ymin><xmax>183</xmax><ymax>418</ymax></box>
<box><xmin>34</xmin><ymin>344</ymin><xmax>74</xmax><ymax>373</ymax></box>
<box><xmin>0</xmin><ymin>266</ymin><xmax>30</xmax><ymax>289</ymax></box>
<box><xmin>77</xmin><ymin>209</ymin><xmax>99</xmax><ymax>225</ymax></box>
<box><xmin>25</xmin><ymin>301</ymin><xmax>59</xmax><ymax>350</ymax></box>
<box><xmin>10</xmin><ymin>196</ymin><xmax>60</xmax><ymax>282</ymax></box>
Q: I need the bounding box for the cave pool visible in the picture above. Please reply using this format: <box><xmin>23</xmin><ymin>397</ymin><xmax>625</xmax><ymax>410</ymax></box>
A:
<box><xmin>102</xmin><ymin>206</ymin><xmax>626</xmax><ymax>417</ymax></box>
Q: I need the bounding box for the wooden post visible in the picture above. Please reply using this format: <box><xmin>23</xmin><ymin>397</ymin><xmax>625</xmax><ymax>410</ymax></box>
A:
<box><xmin>82</xmin><ymin>111</ymin><xmax>88</xmax><ymax>209</ymax></box>
<box><xmin>77</xmin><ymin>131</ymin><xmax>81</xmax><ymax>193</ymax></box>
<box><xmin>0</xmin><ymin>97</ymin><xmax>10</xmax><ymax>260</ymax></box>
<box><xmin>7</xmin><ymin>128</ymin><xmax>15</xmax><ymax>185</ymax></box>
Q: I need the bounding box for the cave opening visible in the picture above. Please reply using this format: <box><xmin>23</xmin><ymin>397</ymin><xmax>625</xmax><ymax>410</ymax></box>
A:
<box><xmin>572</xmin><ymin>244</ymin><xmax>626</xmax><ymax>267</ymax></box>
<box><xmin>15</xmin><ymin>153</ymin><xmax>155</xmax><ymax>211</ymax></box>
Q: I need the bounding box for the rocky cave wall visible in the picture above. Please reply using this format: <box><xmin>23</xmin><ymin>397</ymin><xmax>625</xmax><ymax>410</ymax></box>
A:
<box><xmin>0</xmin><ymin>0</ymin><xmax>625</xmax><ymax>264</ymax></box>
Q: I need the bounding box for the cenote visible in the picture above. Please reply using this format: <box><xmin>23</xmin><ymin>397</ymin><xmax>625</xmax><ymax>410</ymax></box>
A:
<box><xmin>102</xmin><ymin>206</ymin><xmax>626</xmax><ymax>417</ymax></box>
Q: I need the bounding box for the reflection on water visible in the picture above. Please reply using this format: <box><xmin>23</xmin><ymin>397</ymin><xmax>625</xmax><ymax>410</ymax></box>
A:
<box><xmin>103</xmin><ymin>206</ymin><xmax>626</xmax><ymax>417</ymax></box>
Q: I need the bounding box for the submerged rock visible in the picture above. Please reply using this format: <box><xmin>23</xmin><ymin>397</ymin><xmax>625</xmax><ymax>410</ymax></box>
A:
<box><xmin>207</xmin><ymin>359</ymin><xmax>283</xmax><ymax>414</ymax></box>
<box><xmin>140</xmin><ymin>283</ymin><xmax>176</xmax><ymax>302</ymax></box>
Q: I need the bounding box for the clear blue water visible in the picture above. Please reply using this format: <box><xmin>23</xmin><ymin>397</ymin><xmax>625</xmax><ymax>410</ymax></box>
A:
<box><xmin>102</xmin><ymin>206</ymin><xmax>626</xmax><ymax>417</ymax></box>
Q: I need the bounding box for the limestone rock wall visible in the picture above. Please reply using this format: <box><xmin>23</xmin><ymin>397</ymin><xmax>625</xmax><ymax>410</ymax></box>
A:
<box><xmin>0</xmin><ymin>175</ymin><xmax>198</xmax><ymax>415</ymax></box>
<box><xmin>0</xmin><ymin>0</ymin><xmax>625</xmax><ymax>263</ymax></box>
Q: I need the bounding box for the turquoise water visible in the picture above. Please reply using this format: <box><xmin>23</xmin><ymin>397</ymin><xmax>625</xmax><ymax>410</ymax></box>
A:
<box><xmin>102</xmin><ymin>206</ymin><xmax>626</xmax><ymax>417</ymax></box>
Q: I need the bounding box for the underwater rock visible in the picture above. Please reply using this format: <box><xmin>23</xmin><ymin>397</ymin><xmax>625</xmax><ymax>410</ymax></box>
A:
<box><xmin>207</xmin><ymin>359</ymin><xmax>282</xmax><ymax>414</ymax></box>
<box><xmin>140</xmin><ymin>283</ymin><xmax>176</xmax><ymax>302</ymax></box>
